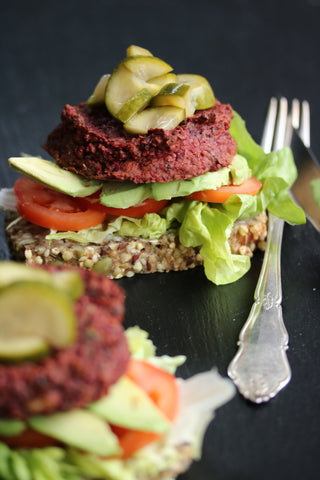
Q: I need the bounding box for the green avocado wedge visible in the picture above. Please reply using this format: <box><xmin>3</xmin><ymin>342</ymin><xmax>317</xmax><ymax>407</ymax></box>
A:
<box><xmin>8</xmin><ymin>156</ymin><xmax>102</xmax><ymax>197</ymax></box>
<box><xmin>89</xmin><ymin>376</ymin><xmax>171</xmax><ymax>433</ymax></box>
<box><xmin>99</xmin><ymin>154</ymin><xmax>250</xmax><ymax>208</ymax></box>
<box><xmin>29</xmin><ymin>410</ymin><xmax>121</xmax><ymax>456</ymax></box>
<box><xmin>0</xmin><ymin>419</ymin><xmax>26</xmax><ymax>436</ymax></box>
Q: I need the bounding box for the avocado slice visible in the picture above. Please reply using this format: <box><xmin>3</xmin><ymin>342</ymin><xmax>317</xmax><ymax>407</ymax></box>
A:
<box><xmin>29</xmin><ymin>410</ymin><xmax>121</xmax><ymax>456</ymax></box>
<box><xmin>151</xmin><ymin>168</ymin><xmax>231</xmax><ymax>200</ymax></box>
<box><xmin>0</xmin><ymin>261</ymin><xmax>84</xmax><ymax>300</ymax></box>
<box><xmin>8</xmin><ymin>156</ymin><xmax>102</xmax><ymax>197</ymax></box>
<box><xmin>98</xmin><ymin>168</ymin><xmax>231</xmax><ymax>209</ymax></box>
<box><xmin>89</xmin><ymin>376</ymin><xmax>171</xmax><ymax>433</ymax></box>
<box><xmin>0</xmin><ymin>419</ymin><xmax>26</xmax><ymax>436</ymax></box>
<box><xmin>100</xmin><ymin>181</ymin><xmax>151</xmax><ymax>209</ymax></box>
<box><xmin>97</xmin><ymin>155</ymin><xmax>251</xmax><ymax>209</ymax></box>
<box><xmin>229</xmin><ymin>154</ymin><xmax>252</xmax><ymax>185</ymax></box>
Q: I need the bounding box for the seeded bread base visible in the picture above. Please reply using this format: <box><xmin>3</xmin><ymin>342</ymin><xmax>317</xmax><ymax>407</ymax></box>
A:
<box><xmin>4</xmin><ymin>212</ymin><xmax>267</xmax><ymax>279</ymax></box>
<box><xmin>130</xmin><ymin>443</ymin><xmax>194</xmax><ymax>480</ymax></box>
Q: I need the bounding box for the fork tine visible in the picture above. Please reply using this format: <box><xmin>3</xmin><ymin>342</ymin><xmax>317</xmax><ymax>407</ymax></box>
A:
<box><xmin>300</xmin><ymin>100</ymin><xmax>310</xmax><ymax>147</ymax></box>
<box><xmin>291</xmin><ymin>98</ymin><xmax>300</xmax><ymax>129</ymax></box>
<box><xmin>273</xmin><ymin>97</ymin><xmax>288</xmax><ymax>151</ymax></box>
<box><xmin>261</xmin><ymin>97</ymin><xmax>277</xmax><ymax>153</ymax></box>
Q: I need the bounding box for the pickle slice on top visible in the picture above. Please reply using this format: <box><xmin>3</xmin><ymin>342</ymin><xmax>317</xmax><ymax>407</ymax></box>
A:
<box><xmin>0</xmin><ymin>281</ymin><xmax>77</xmax><ymax>362</ymax></box>
<box><xmin>124</xmin><ymin>106</ymin><xmax>185</xmax><ymax>134</ymax></box>
<box><xmin>0</xmin><ymin>261</ymin><xmax>84</xmax><ymax>300</ymax></box>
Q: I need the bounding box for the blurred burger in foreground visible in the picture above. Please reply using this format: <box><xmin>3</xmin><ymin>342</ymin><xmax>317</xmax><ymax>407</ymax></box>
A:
<box><xmin>0</xmin><ymin>261</ymin><xmax>235</xmax><ymax>480</ymax></box>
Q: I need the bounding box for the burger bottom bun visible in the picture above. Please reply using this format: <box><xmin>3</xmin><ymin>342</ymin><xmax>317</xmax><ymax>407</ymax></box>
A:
<box><xmin>4</xmin><ymin>211</ymin><xmax>267</xmax><ymax>279</ymax></box>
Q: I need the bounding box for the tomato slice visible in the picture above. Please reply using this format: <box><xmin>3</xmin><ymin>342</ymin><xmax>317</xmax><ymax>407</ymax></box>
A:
<box><xmin>14</xmin><ymin>178</ymin><xmax>169</xmax><ymax>231</ymax></box>
<box><xmin>111</xmin><ymin>358</ymin><xmax>179</xmax><ymax>458</ymax></box>
<box><xmin>86</xmin><ymin>196</ymin><xmax>169</xmax><ymax>218</ymax></box>
<box><xmin>188</xmin><ymin>176</ymin><xmax>262</xmax><ymax>203</ymax></box>
<box><xmin>14</xmin><ymin>177</ymin><xmax>108</xmax><ymax>231</ymax></box>
<box><xmin>126</xmin><ymin>359</ymin><xmax>178</xmax><ymax>422</ymax></box>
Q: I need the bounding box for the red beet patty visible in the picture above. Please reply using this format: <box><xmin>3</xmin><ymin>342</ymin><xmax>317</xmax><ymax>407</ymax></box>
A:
<box><xmin>0</xmin><ymin>267</ymin><xmax>130</xmax><ymax>420</ymax></box>
<box><xmin>43</xmin><ymin>102</ymin><xmax>237</xmax><ymax>184</ymax></box>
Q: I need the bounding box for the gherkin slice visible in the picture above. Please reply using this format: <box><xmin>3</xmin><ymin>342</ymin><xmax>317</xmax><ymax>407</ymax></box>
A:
<box><xmin>176</xmin><ymin>73</ymin><xmax>216</xmax><ymax>110</ymax></box>
<box><xmin>124</xmin><ymin>106</ymin><xmax>185</xmax><ymax>134</ymax></box>
<box><xmin>126</xmin><ymin>45</ymin><xmax>153</xmax><ymax>57</ymax></box>
<box><xmin>148</xmin><ymin>72</ymin><xmax>178</xmax><ymax>87</ymax></box>
<box><xmin>105</xmin><ymin>63</ymin><xmax>160</xmax><ymax>119</ymax></box>
<box><xmin>87</xmin><ymin>74</ymin><xmax>110</xmax><ymax>106</ymax></box>
<box><xmin>122</xmin><ymin>56</ymin><xmax>172</xmax><ymax>81</ymax></box>
<box><xmin>0</xmin><ymin>281</ymin><xmax>77</xmax><ymax>362</ymax></box>
<box><xmin>116</xmin><ymin>88</ymin><xmax>153</xmax><ymax>123</ymax></box>
<box><xmin>151</xmin><ymin>82</ymin><xmax>195</xmax><ymax>117</ymax></box>
<box><xmin>0</xmin><ymin>261</ymin><xmax>84</xmax><ymax>300</ymax></box>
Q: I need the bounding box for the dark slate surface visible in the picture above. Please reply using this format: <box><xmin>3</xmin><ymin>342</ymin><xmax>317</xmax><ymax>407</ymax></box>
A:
<box><xmin>1</xmin><ymin>1</ymin><xmax>319</xmax><ymax>479</ymax></box>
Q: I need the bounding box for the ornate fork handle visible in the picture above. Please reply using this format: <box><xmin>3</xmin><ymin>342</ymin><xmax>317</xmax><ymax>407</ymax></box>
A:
<box><xmin>228</xmin><ymin>212</ymin><xmax>291</xmax><ymax>403</ymax></box>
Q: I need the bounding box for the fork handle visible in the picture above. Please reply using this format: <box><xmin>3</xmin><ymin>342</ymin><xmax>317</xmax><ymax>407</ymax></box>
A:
<box><xmin>228</xmin><ymin>213</ymin><xmax>291</xmax><ymax>403</ymax></box>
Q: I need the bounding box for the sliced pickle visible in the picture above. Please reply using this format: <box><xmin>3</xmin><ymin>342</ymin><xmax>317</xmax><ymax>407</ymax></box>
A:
<box><xmin>147</xmin><ymin>72</ymin><xmax>178</xmax><ymax>87</ymax></box>
<box><xmin>87</xmin><ymin>74</ymin><xmax>110</xmax><ymax>106</ymax></box>
<box><xmin>0</xmin><ymin>261</ymin><xmax>84</xmax><ymax>300</ymax></box>
<box><xmin>122</xmin><ymin>56</ymin><xmax>172</xmax><ymax>81</ymax></box>
<box><xmin>126</xmin><ymin>45</ymin><xmax>153</xmax><ymax>57</ymax></box>
<box><xmin>0</xmin><ymin>337</ymin><xmax>50</xmax><ymax>363</ymax></box>
<box><xmin>117</xmin><ymin>88</ymin><xmax>154</xmax><ymax>123</ymax></box>
<box><xmin>50</xmin><ymin>270</ymin><xmax>84</xmax><ymax>300</ymax></box>
<box><xmin>105</xmin><ymin>63</ymin><xmax>160</xmax><ymax>118</ymax></box>
<box><xmin>151</xmin><ymin>82</ymin><xmax>195</xmax><ymax>117</ymax></box>
<box><xmin>124</xmin><ymin>106</ymin><xmax>185</xmax><ymax>134</ymax></box>
<box><xmin>176</xmin><ymin>74</ymin><xmax>215</xmax><ymax>110</ymax></box>
<box><xmin>0</xmin><ymin>281</ymin><xmax>77</xmax><ymax>362</ymax></box>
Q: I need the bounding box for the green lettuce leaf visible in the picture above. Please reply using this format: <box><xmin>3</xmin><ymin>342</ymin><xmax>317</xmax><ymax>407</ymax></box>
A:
<box><xmin>125</xmin><ymin>326</ymin><xmax>186</xmax><ymax>374</ymax></box>
<box><xmin>230</xmin><ymin>110</ymin><xmax>306</xmax><ymax>224</ymax></box>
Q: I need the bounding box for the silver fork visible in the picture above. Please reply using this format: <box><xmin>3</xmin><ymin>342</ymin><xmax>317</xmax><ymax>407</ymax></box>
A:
<box><xmin>227</xmin><ymin>97</ymin><xmax>310</xmax><ymax>403</ymax></box>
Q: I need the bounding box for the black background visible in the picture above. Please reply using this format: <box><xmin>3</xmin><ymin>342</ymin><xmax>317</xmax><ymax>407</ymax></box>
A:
<box><xmin>1</xmin><ymin>1</ymin><xmax>320</xmax><ymax>479</ymax></box>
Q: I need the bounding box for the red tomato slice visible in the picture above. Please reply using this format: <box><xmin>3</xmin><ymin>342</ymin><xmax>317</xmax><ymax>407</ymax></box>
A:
<box><xmin>188</xmin><ymin>176</ymin><xmax>262</xmax><ymax>203</ymax></box>
<box><xmin>86</xmin><ymin>196</ymin><xmax>169</xmax><ymax>218</ymax></box>
<box><xmin>126</xmin><ymin>359</ymin><xmax>178</xmax><ymax>422</ymax></box>
<box><xmin>14</xmin><ymin>177</ymin><xmax>108</xmax><ymax>231</ymax></box>
<box><xmin>111</xmin><ymin>359</ymin><xmax>179</xmax><ymax>458</ymax></box>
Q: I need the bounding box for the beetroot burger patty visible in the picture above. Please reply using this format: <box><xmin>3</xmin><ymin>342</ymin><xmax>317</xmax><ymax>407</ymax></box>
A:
<box><xmin>0</xmin><ymin>267</ymin><xmax>130</xmax><ymax>420</ymax></box>
<box><xmin>43</xmin><ymin>101</ymin><xmax>237</xmax><ymax>184</ymax></box>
